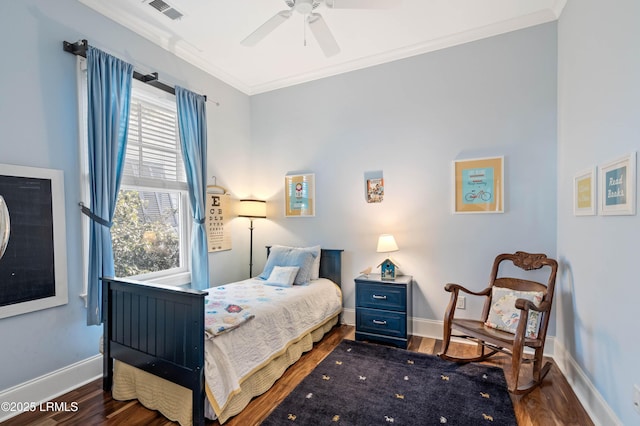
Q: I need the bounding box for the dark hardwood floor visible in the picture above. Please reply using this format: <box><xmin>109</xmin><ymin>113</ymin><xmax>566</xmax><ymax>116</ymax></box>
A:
<box><xmin>4</xmin><ymin>325</ymin><xmax>593</xmax><ymax>426</ymax></box>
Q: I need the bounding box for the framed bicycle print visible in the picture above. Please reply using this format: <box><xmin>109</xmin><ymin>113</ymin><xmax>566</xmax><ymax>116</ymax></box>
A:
<box><xmin>573</xmin><ymin>167</ymin><xmax>596</xmax><ymax>216</ymax></box>
<box><xmin>599</xmin><ymin>152</ymin><xmax>636</xmax><ymax>216</ymax></box>
<box><xmin>453</xmin><ymin>156</ymin><xmax>504</xmax><ymax>214</ymax></box>
<box><xmin>285</xmin><ymin>173</ymin><xmax>315</xmax><ymax>217</ymax></box>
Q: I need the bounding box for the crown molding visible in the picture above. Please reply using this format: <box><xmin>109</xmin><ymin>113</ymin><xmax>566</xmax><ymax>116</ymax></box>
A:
<box><xmin>79</xmin><ymin>0</ymin><xmax>565</xmax><ymax>96</ymax></box>
<box><xmin>78</xmin><ymin>0</ymin><xmax>252</xmax><ymax>94</ymax></box>
<box><xmin>248</xmin><ymin>7</ymin><xmax>561</xmax><ymax>94</ymax></box>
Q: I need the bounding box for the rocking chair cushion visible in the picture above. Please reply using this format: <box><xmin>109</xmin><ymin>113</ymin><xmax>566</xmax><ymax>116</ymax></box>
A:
<box><xmin>485</xmin><ymin>287</ymin><xmax>544</xmax><ymax>338</ymax></box>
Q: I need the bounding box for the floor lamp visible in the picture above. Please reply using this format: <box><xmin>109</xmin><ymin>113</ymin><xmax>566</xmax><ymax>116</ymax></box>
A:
<box><xmin>237</xmin><ymin>199</ymin><xmax>267</xmax><ymax>278</ymax></box>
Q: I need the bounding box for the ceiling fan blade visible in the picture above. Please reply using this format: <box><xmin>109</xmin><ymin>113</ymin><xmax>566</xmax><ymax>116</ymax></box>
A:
<box><xmin>325</xmin><ymin>0</ymin><xmax>400</xmax><ymax>9</ymax></box>
<box><xmin>241</xmin><ymin>10</ymin><xmax>293</xmax><ymax>46</ymax></box>
<box><xmin>307</xmin><ymin>13</ymin><xmax>340</xmax><ymax>57</ymax></box>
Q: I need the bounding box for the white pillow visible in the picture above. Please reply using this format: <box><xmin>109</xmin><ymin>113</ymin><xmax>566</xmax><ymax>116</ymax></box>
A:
<box><xmin>264</xmin><ymin>266</ymin><xmax>300</xmax><ymax>287</ymax></box>
<box><xmin>485</xmin><ymin>287</ymin><xmax>544</xmax><ymax>338</ymax></box>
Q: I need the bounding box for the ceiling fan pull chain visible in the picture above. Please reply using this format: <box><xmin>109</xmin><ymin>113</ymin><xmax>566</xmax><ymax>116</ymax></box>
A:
<box><xmin>241</xmin><ymin>0</ymin><xmax>341</xmax><ymax>57</ymax></box>
<box><xmin>303</xmin><ymin>15</ymin><xmax>307</xmax><ymax>47</ymax></box>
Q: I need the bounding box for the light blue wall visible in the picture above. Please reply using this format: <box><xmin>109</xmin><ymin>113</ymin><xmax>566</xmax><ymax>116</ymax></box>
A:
<box><xmin>0</xmin><ymin>0</ymin><xmax>251</xmax><ymax>391</ymax></box>
<box><xmin>15</xmin><ymin>1</ymin><xmax>635</xmax><ymax>421</ymax></box>
<box><xmin>557</xmin><ymin>0</ymin><xmax>640</xmax><ymax>423</ymax></box>
<box><xmin>249</xmin><ymin>23</ymin><xmax>558</xmax><ymax>325</ymax></box>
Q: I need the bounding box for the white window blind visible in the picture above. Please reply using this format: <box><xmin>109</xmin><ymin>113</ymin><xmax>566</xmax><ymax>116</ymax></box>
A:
<box><xmin>122</xmin><ymin>88</ymin><xmax>187</xmax><ymax>191</ymax></box>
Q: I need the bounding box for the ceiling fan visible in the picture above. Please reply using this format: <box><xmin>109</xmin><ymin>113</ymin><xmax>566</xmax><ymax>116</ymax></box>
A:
<box><xmin>241</xmin><ymin>0</ymin><xmax>398</xmax><ymax>57</ymax></box>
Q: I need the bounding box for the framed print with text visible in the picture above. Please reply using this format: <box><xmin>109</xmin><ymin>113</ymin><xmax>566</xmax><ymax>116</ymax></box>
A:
<box><xmin>285</xmin><ymin>173</ymin><xmax>315</xmax><ymax>217</ymax></box>
<box><xmin>573</xmin><ymin>167</ymin><xmax>596</xmax><ymax>216</ymax></box>
<box><xmin>453</xmin><ymin>156</ymin><xmax>504</xmax><ymax>214</ymax></box>
<box><xmin>599</xmin><ymin>152</ymin><xmax>636</xmax><ymax>216</ymax></box>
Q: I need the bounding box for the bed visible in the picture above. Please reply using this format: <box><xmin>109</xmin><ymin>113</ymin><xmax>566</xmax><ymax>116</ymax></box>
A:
<box><xmin>102</xmin><ymin>247</ymin><xmax>343</xmax><ymax>426</ymax></box>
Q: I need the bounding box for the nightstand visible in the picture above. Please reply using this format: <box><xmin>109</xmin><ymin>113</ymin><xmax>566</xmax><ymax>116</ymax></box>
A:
<box><xmin>355</xmin><ymin>274</ymin><xmax>413</xmax><ymax>349</ymax></box>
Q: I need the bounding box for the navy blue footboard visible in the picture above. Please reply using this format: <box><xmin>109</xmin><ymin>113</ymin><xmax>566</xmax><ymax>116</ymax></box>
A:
<box><xmin>102</xmin><ymin>278</ymin><xmax>207</xmax><ymax>426</ymax></box>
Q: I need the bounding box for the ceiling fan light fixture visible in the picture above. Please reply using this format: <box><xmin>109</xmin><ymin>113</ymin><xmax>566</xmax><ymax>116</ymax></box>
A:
<box><xmin>244</xmin><ymin>0</ymin><xmax>391</xmax><ymax>56</ymax></box>
<box><xmin>294</xmin><ymin>0</ymin><xmax>315</xmax><ymax>15</ymax></box>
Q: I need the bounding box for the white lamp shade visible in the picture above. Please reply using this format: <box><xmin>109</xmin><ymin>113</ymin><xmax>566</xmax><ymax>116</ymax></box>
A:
<box><xmin>238</xmin><ymin>199</ymin><xmax>267</xmax><ymax>218</ymax></box>
<box><xmin>376</xmin><ymin>234</ymin><xmax>399</xmax><ymax>253</ymax></box>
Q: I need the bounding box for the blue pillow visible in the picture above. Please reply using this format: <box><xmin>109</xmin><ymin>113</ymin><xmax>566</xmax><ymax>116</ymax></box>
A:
<box><xmin>301</xmin><ymin>245</ymin><xmax>321</xmax><ymax>280</ymax></box>
<box><xmin>259</xmin><ymin>246</ymin><xmax>316</xmax><ymax>285</ymax></box>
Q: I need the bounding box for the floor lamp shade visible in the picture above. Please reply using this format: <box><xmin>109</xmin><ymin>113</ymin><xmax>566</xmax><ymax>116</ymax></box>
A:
<box><xmin>238</xmin><ymin>199</ymin><xmax>267</xmax><ymax>218</ymax></box>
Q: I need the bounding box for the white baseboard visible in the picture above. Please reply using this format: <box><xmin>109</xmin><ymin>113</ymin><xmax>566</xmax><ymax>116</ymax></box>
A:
<box><xmin>0</xmin><ymin>354</ymin><xmax>102</xmax><ymax>422</ymax></box>
<box><xmin>341</xmin><ymin>307</ymin><xmax>355</xmax><ymax>326</ymax></box>
<box><xmin>554</xmin><ymin>341</ymin><xmax>622</xmax><ymax>426</ymax></box>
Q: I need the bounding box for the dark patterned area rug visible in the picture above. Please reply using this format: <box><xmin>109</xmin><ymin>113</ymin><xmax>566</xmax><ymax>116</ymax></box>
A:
<box><xmin>262</xmin><ymin>339</ymin><xmax>517</xmax><ymax>425</ymax></box>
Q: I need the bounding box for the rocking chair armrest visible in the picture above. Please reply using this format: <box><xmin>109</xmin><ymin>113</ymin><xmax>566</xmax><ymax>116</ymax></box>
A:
<box><xmin>444</xmin><ymin>283</ymin><xmax>491</xmax><ymax>297</ymax></box>
<box><xmin>515</xmin><ymin>298</ymin><xmax>551</xmax><ymax>313</ymax></box>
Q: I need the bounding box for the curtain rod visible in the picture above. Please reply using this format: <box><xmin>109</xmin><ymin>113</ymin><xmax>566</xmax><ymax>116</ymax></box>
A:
<box><xmin>63</xmin><ymin>39</ymin><xmax>219</xmax><ymax>106</ymax></box>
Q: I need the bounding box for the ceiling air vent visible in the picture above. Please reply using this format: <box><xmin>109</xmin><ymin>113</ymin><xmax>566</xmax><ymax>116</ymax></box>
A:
<box><xmin>148</xmin><ymin>0</ymin><xmax>183</xmax><ymax>20</ymax></box>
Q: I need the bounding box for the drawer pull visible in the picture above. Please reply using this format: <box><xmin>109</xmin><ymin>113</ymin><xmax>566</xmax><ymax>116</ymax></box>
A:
<box><xmin>372</xmin><ymin>295</ymin><xmax>387</xmax><ymax>300</ymax></box>
<box><xmin>372</xmin><ymin>319</ymin><xmax>387</xmax><ymax>325</ymax></box>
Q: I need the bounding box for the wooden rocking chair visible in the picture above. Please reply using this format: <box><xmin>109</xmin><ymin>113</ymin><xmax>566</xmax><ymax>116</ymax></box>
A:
<box><xmin>438</xmin><ymin>251</ymin><xmax>558</xmax><ymax>395</ymax></box>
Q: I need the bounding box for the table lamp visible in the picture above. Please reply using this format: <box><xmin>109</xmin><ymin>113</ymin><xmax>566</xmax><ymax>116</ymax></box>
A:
<box><xmin>376</xmin><ymin>234</ymin><xmax>399</xmax><ymax>280</ymax></box>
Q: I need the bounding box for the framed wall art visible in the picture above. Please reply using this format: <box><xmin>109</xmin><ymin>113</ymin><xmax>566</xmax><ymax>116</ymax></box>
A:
<box><xmin>366</xmin><ymin>177</ymin><xmax>384</xmax><ymax>203</ymax></box>
<box><xmin>453</xmin><ymin>156</ymin><xmax>504</xmax><ymax>214</ymax></box>
<box><xmin>364</xmin><ymin>170</ymin><xmax>384</xmax><ymax>203</ymax></box>
<box><xmin>599</xmin><ymin>152</ymin><xmax>636</xmax><ymax>216</ymax></box>
<box><xmin>573</xmin><ymin>167</ymin><xmax>596</xmax><ymax>216</ymax></box>
<box><xmin>285</xmin><ymin>173</ymin><xmax>315</xmax><ymax>217</ymax></box>
<box><xmin>0</xmin><ymin>164</ymin><xmax>68</xmax><ymax>319</ymax></box>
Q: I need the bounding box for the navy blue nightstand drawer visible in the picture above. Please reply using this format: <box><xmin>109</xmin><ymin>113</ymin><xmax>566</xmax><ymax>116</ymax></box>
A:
<box><xmin>355</xmin><ymin>281</ymin><xmax>407</xmax><ymax>312</ymax></box>
<box><xmin>355</xmin><ymin>274</ymin><xmax>412</xmax><ymax>348</ymax></box>
<box><xmin>356</xmin><ymin>308</ymin><xmax>406</xmax><ymax>338</ymax></box>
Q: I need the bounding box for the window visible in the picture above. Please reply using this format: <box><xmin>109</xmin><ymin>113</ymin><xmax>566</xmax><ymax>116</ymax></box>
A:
<box><xmin>112</xmin><ymin>83</ymin><xmax>190</xmax><ymax>282</ymax></box>
<box><xmin>78</xmin><ymin>59</ymin><xmax>191</xmax><ymax>295</ymax></box>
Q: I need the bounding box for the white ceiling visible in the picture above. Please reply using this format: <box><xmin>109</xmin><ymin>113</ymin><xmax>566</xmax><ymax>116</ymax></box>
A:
<box><xmin>78</xmin><ymin>0</ymin><xmax>566</xmax><ymax>95</ymax></box>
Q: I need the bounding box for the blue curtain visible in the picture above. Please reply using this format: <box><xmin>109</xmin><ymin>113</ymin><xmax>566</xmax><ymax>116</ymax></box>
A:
<box><xmin>175</xmin><ymin>86</ymin><xmax>209</xmax><ymax>290</ymax></box>
<box><xmin>85</xmin><ymin>47</ymin><xmax>133</xmax><ymax>325</ymax></box>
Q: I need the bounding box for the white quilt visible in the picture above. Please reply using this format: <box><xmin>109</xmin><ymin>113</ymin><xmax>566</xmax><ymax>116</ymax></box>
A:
<box><xmin>204</xmin><ymin>278</ymin><xmax>342</xmax><ymax>416</ymax></box>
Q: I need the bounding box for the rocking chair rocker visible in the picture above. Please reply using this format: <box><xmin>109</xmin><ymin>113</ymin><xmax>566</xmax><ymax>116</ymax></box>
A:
<box><xmin>438</xmin><ymin>251</ymin><xmax>558</xmax><ymax>395</ymax></box>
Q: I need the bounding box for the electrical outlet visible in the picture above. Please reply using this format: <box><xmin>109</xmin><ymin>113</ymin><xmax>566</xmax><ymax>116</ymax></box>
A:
<box><xmin>456</xmin><ymin>296</ymin><xmax>466</xmax><ymax>310</ymax></box>
<box><xmin>634</xmin><ymin>384</ymin><xmax>640</xmax><ymax>415</ymax></box>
